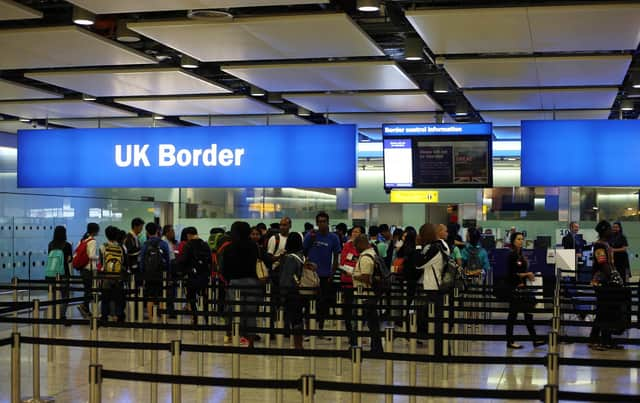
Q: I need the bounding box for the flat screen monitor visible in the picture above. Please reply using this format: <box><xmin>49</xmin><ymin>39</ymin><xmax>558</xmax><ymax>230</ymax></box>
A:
<box><xmin>382</xmin><ymin>124</ymin><xmax>493</xmax><ymax>189</ymax></box>
<box><xmin>534</xmin><ymin>236</ymin><xmax>552</xmax><ymax>249</ymax></box>
<box><xmin>492</xmin><ymin>187</ymin><xmax>535</xmax><ymax>211</ymax></box>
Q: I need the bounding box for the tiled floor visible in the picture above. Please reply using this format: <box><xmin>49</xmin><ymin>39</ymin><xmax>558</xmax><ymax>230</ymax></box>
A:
<box><xmin>0</xmin><ymin>298</ymin><xmax>638</xmax><ymax>403</ymax></box>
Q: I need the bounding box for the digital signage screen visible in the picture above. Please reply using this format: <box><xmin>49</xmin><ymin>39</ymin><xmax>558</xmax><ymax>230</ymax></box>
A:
<box><xmin>521</xmin><ymin>120</ymin><xmax>640</xmax><ymax>187</ymax></box>
<box><xmin>382</xmin><ymin>123</ymin><xmax>493</xmax><ymax>189</ymax></box>
<box><xmin>18</xmin><ymin>125</ymin><xmax>357</xmax><ymax>188</ymax></box>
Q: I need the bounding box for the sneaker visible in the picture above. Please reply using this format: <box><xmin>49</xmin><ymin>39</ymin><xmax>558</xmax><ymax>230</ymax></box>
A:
<box><xmin>533</xmin><ymin>340</ymin><xmax>547</xmax><ymax>348</ymax></box>
<box><xmin>318</xmin><ymin>335</ymin><xmax>332</xmax><ymax>342</ymax></box>
<box><xmin>239</xmin><ymin>337</ymin><xmax>249</xmax><ymax>347</ymax></box>
<box><xmin>507</xmin><ymin>343</ymin><xmax>523</xmax><ymax>349</ymax></box>
<box><xmin>77</xmin><ymin>305</ymin><xmax>90</xmax><ymax>319</ymax></box>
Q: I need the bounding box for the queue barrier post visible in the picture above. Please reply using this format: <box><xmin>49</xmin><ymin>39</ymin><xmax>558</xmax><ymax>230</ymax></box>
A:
<box><xmin>427</xmin><ymin>300</ymin><xmax>435</xmax><ymax>386</ymax></box>
<box><xmin>25</xmin><ymin>299</ymin><xmax>54</xmax><ymax>403</ymax></box>
<box><xmin>196</xmin><ymin>295</ymin><xmax>204</xmax><ymax>377</ymax></box>
<box><xmin>150</xmin><ymin>306</ymin><xmax>159</xmax><ymax>403</ymax></box>
<box><xmin>452</xmin><ymin>287</ymin><xmax>460</xmax><ymax>355</ymax></box>
<box><xmin>12</xmin><ymin>277</ymin><xmax>18</xmax><ymax>334</ymax></box>
<box><xmin>231</xmin><ymin>289</ymin><xmax>241</xmax><ymax>403</ymax></box>
<box><xmin>162</xmin><ymin>272</ymin><xmax>168</xmax><ymax>325</ymax></box>
<box><xmin>351</xmin><ymin>346</ymin><xmax>362</xmax><ymax>403</ymax></box>
<box><xmin>308</xmin><ymin>299</ymin><xmax>317</xmax><ymax>374</ymax></box>
<box><xmin>356</xmin><ymin>286</ymin><xmax>363</xmax><ymax>347</ymax></box>
<box><xmin>335</xmin><ymin>290</ymin><xmax>343</xmax><ymax>376</ymax></box>
<box><xmin>408</xmin><ymin>311</ymin><xmax>417</xmax><ymax>403</ymax></box>
<box><xmin>91</xmin><ymin>275</ymin><xmax>99</xmax><ymax>320</ymax></box>
<box><xmin>47</xmin><ymin>282</ymin><xmax>54</xmax><ymax>363</ymax></box>
<box><xmin>88</xmin><ymin>364</ymin><xmax>102</xmax><ymax>403</ymax></box>
<box><xmin>90</xmin><ymin>317</ymin><xmax>99</xmax><ymax>365</ymax></box>
<box><xmin>171</xmin><ymin>340</ymin><xmax>182</xmax><ymax>403</ymax></box>
<box><xmin>207</xmin><ymin>282</ymin><xmax>214</xmax><ymax>343</ymax></box>
<box><xmin>128</xmin><ymin>274</ymin><xmax>136</xmax><ymax>341</ymax></box>
<box><xmin>265</xmin><ymin>282</ymin><xmax>271</xmax><ymax>348</ymax></box>
<box><xmin>301</xmin><ymin>374</ymin><xmax>315</xmax><ymax>403</ymax></box>
<box><xmin>384</xmin><ymin>326</ymin><xmax>394</xmax><ymax>403</ymax></box>
<box><xmin>136</xmin><ymin>287</ymin><xmax>144</xmax><ymax>366</ymax></box>
<box><xmin>546</xmin><ymin>352</ymin><xmax>559</xmax><ymax>388</ymax></box>
<box><xmin>54</xmin><ymin>274</ymin><xmax>61</xmax><ymax>338</ymax></box>
<box><xmin>544</xmin><ymin>384</ymin><xmax>558</xmax><ymax>403</ymax></box>
<box><xmin>176</xmin><ymin>279</ymin><xmax>183</xmax><ymax>340</ymax></box>
<box><xmin>548</xmin><ymin>331</ymin><xmax>559</xmax><ymax>354</ymax></box>
<box><xmin>276</xmin><ymin>309</ymin><xmax>284</xmax><ymax>403</ymax></box>
<box><xmin>11</xmin><ymin>332</ymin><xmax>20</xmax><ymax>403</ymax></box>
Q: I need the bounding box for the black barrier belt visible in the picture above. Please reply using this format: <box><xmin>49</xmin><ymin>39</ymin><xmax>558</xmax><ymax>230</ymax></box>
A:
<box><xmin>38</xmin><ymin>297</ymin><xmax>84</xmax><ymax>307</ymax></box>
<box><xmin>0</xmin><ymin>336</ymin><xmax>12</xmax><ymax>347</ymax></box>
<box><xmin>560</xmin><ymin>335</ymin><xmax>640</xmax><ymax>345</ymax></box>
<box><xmin>560</xmin><ymin>357</ymin><xmax>640</xmax><ymax>369</ymax></box>
<box><xmin>20</xmin><ymin>336</ymin><xmax>168</xmax><ymax>351</ymax></box>
<box><xmin>101</xmin><ymin>369</ymin><xmax>301</xmax><ymax>390</ymax></box>
<box><xmin>314</xmin><ymin>380</ymin><xmax>542</xmax><ymax>400</ymax></box>
<box><xmin>558</xmin><ymin>391</ymin><xmax>640</xmax><ymax>402</ymax></box>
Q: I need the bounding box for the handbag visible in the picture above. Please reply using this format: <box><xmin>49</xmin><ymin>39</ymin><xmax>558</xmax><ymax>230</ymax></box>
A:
<box><xmin>290</xmin><ymin>254</ymin><xmax>320</xmax><ymax>295</ymax></box>
<box><xmin>256</xmin><ymin>258</ymin><xmax>269</xmax><ymax>282</ymax></box>
<box><xmin>512</xmin><ymin>287</ymin><xmax>536</xmax><ymax>312</ymax></box>
<box><xmin>391</xmin><ymin>257</ymin><xmax>405</xmax><ymax>274</ymax></box>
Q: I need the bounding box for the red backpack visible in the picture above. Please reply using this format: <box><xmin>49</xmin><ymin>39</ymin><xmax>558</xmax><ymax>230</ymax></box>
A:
<box><xmin>72</xmin><ymin>237</ymin><xmax>92</xmax><ymax>269</ymax></box>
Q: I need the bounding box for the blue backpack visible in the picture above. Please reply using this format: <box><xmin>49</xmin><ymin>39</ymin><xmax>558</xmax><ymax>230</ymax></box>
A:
<box><xmin>45</xmin><ymin>249</ymin><xmax>65</xmax><ymax>277</ymax></box>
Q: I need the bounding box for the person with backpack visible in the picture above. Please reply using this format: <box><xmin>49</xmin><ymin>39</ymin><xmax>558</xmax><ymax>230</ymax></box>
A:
<box><xmin>279</xmin><ymin>232</ymin><xmax>305</xmax><ymax>349</ymax></box>
<box><xmin>461</xmin><ymin>228</ymin><xmax>491</xmax><ymax>284</ymax></box>
<box><xmin>178</xmin><ymin>227</ymin><xmax>212</xmax><ymax>325</ymax></box>
<box><xmin>99</xmin><ymin>226</ymin><xmax>126</xmax><ymax>322</ymax></box>
<box><xmin>222</xmin><ymin>221</ymin><xmax>260</xmax><ymax>348</ymax></box>
<box><xmin>352</xmin><ymin>234</ymin><xmax>383</xmax><ymax>353</ymax></box>
<box><xmin>45</xmin><ymin>226</ymin><xmax>72</xmax><ymax>324</ymax></box>
<box><xmin>139</xmin><ymin>222</ymin><xmax>171</xmax><ymax>321</ymax></box>
<box><xmin>73</xmin><ymin>222</ymin><xmax>100</xmax><ymax>319</ymax></box>
<box><xmin>339</xmin><ymin>225</ymin><xmax>364</xmax><ymax>347</ymax></box>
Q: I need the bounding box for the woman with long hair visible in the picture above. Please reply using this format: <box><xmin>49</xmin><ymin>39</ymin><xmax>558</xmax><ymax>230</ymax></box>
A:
<box><xmin>610</xmin><ymin>221</ymin><xmax>630</xmax><ymax>283</ymax></box>
<box><xmin>45</xmin><ymin>226</ymin><xmax>72</xmax><ymax>323</ymax></box>
<box><xmin>505</xmin><ymin>232</ymin><xmax>545</xmax><ymax>349</ymax></box>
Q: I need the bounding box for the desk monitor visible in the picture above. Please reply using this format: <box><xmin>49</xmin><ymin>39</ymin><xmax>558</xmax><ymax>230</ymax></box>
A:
<box><xmin>534</xmin><ymin>236</ymin><xmax>552</xmax><ymax>249</ymax></box>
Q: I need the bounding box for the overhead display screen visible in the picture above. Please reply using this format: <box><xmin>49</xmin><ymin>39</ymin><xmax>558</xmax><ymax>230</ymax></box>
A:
<box><xmin>521</xmin><ymin>120</ymin><xmax>640</xmax><ymax>186</ymax></box>
<box><xmin>18</xmin><ymin>125</ymin><xmax>357</xmax><ymax>188</ymax></box>
<box><xmin>383</xmin><ymin>123</ymin><xmax>493</xmax><ymax>189</ymax></box>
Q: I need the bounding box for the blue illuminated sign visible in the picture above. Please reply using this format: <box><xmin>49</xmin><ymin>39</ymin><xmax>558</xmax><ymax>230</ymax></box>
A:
<box><xmin>383</xmin><ymin>123</ymin><xmax>492</xmax><ymax>136</ymax></box>
<box><xmin>18</xmin><ymin>125</ymin><xmax>357</xmax><ymax>188</ymax></box>
<box><xmin>521</xmin><ymin>120</ymin><xmax>640</xmax><ymax>186</ymax></box>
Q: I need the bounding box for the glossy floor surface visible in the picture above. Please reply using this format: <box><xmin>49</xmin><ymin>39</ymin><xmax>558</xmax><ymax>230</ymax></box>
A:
<box><xmin>0</xmin><ymin>292</ymin><xmax>638</xmax><ymax>403</ymax></box>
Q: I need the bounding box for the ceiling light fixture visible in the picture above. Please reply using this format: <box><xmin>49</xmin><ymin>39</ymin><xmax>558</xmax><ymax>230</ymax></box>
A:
<box><xmin>357</xmin><ymin>0</ymin><xmax>380</xmax><ymax>12</ymax></box>
<box><xmin>433</xmin><ymin>76</ymin><xmax>449</xmax><ymax>93</ymax></box>
<box><xmin>620</xmin><ymin>99</ymin><xmax>634</xmax><ymax>111</ymax></box>
<box><xmin>455</xmin><ymin>102</ymin><xmax>468</xmax><ymax>117</ymax></box>
<box><xmin>19</xmin><ymin>118</ymin><xmax>30</xmax><ymax>123</ymax></box>
<box><xmin>72</xmin><ymin>6</ymin><xmax>95</xmax><ymax>26</ymax></box>
<box><xmin>82</xmin><ymin>94</ymin><xmax>96</xmax><ymax>101</ymax></box>
<box><xmin>116</xmin><ymin>20</ymin><xmax>140</xmax><ymax>43</ymax></box>
<box><xmin>404</xmin><ymin>36</ymin><xmax>423</xmax><ymax>61</ymax></box>
<box><xmin>250</xmin><ymin>85</ymin><xmax>265</xmax><ymax>97</ymax></box>
<box><xmin>180</xmin><ymin>55</ymin><xmax>199</xmax><ymax>69</ymax></box>
<box><xmin>297</xmin><ymin>107</ymin><xmax>311</xmax><ymax>116</ymax></box>
<box><xmin>152</xmin><ymin>115</ymin><xmax>164</xmax><ymax>120</ymax></box>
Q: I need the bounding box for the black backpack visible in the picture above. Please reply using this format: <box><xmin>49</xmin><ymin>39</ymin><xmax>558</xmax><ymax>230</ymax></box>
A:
<box><xmin>360</xmin><ymin>253</ymin><xmax>392</xmax><ymax>295</ymax></box>
<box><xmin>143</xmin><ymin>239</ymin><xmax>164</xmax><ymax>279</ymax></box>
<box><xmin>189</xmin><ymin>239</ymin><xmax>212</xmax><ymax>277</ymax></box>
<box><xmin>465</xmin><ymin>247</ymin><xmax>483</xmax><ymax>276</ymax></box>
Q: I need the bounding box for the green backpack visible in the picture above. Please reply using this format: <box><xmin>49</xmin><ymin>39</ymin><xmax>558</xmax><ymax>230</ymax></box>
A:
<box><xmin>45</xmin><ymin>249</ymin><xmax>65</xmax><ymax>277</ymax></box>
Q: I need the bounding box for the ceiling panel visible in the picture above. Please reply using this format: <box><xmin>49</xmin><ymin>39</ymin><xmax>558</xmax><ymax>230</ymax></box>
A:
<box><xmin>466</xmin><ymin>88</ymin><xmax>617</xmax><ymax>111</ymax></box>
<box><xmin>222</xmin><ymin>61</ymin><xmax>417</xmax><ymax>92</ymax></box>
<box><xmin>0</xmin><ymin>0</ymin><xmax>42</xmax><ymax>21</ymax></box>
<box><xmin>445</xmin><ymin>56</ymin><xmax>631</xmax><ymax>88</ymax></box>
<box><xmin>182</xmin><ymin>114</ymin><xmax>311</xmax><ymax>126</ymax></box>
<box><xmin>492</xmin><ymin>127</ymin><xmax>521</xmax><ymax>140</ymax></box>
<box><xmin>329</xmin><ymin>112</ymin><xmax>438</xmax><ymax>128</ymax></box>
<box><xmin>129</xmin><ymin>14</ymin><xmax>384</xmax><ymax>62</ymax></box>
<box><xmin>0</xmin><ymin>26</ymin><xmax>155</xmax><ymax>70</ymax></box>
<box><xmin>0</xmin><ymin>120</ymin><xmax>46</xmax><ymax>134</ymax></box>
<box><xmin>529</xmin><ymin>4</ymin><xmax>640</xmax><ymax>52</ymax></box>
<box><xmin>406</xmin><ymin>7</ymin><xmax>532</xmax><ymax>54</ymax></box>
<box><xmin>26</xmin><ymin>68</ymin><xmax>231</xmax><ymax>97</ymax></box>
<box><xmin>48</xmin><ymin>117</ymin><xmax>178</xmax><ymax>129</ymax></box>
<box><xmin>67</xmin><ymin>0</ymin><xmax>329</xmax><ymax>14</ymax></box>
<box><xmin>481</xmin><ymin>110</ymin><xmax>611</xmax><ymax>126</ymax></box>
<box><xmin>0</xmin><ymin>79</ymin><xmax>62</xmax><ymax>101</ymax></box>
<box><xmin>0</xmin><ymin>100</ymin><xmax>137</xmax><ymax>119</ymax></box>
<box><xmin>115</xmin><ymin>96</ymin><xmax>283</xmax><ymax>116</ymax></box>
<box><xmin>284</xmin><ymin>91</ymin><xmax>441</xmax><ymax>114</ymax></box>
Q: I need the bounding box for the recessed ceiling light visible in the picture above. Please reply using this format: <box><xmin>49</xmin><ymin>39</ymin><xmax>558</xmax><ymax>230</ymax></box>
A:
<box><xmin>357</xmin><ymin>0</ymin><xmax>380</xmax><ymax>12</ymax></box>
<box><xmin>152</xmin><ymin>115</ymin><xmax>164</xmax><ymax>120</ymax></box>
<box><xmin>404</xmin><ymin>36</ymin><xmax>423</xmax><ymax>61</ymax></box>
<box><xmin>73</xmin><ymin>6</ymin><xmax>95</xmax><ymax>26</ymax></box>
<box><xmin>433</xmin><ymin>77</ymin><xmax>449</xmax><ymax>93</ymax></box>
<box><xmin>116</xmin><ymin>20</ymin><xmax>140</xmax><ymax>43</ymax></box>
<box><xmin>250</xmin><ymin>85</ymin><xmax>265</xmax><ymax>97</ymax></box>
<box><xmin>82</xmin><ymin>94</ymin><xmax>96</xmax><ymax>101</ymax></box>
<box><xmin>180</xmin><ymin>55</ymin><xmax>199</xmax><ymax>69</ymax></box>
<box><xmin>620</xmin><ymin>99</ymin><xmax>634</xmax><ymax>111</ymax></box>
<box><xmin>19</xmin><ymin>118</ymin><xmax>30</xmax><ymax>123</ymax></box>
<box><xmin>297</xmin><ymin>107</ymin><xmax>311</xmax><ymax>117</ymax></box>
<box><xmin>627</xmin><ymin>207</ymin><xmax>633</xmax><ymax>211</ymax></box>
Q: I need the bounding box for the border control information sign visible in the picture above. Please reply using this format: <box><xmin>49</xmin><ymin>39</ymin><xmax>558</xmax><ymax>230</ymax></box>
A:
<box><xmin>18</xmin><ymin>125</ymin><xmax>357</xmax><ymax>188</ymax></box>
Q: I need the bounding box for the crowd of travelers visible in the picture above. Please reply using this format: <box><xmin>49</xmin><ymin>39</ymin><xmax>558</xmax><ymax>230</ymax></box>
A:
<box><xmin>43</xmin><ymin>213</ymin><xmax>632</xmax><ymax>351</ymax></box>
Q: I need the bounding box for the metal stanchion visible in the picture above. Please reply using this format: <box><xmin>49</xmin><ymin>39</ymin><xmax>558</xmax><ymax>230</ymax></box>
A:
<box><xmin>384</xmin><ymin>327</ymin><xmax>394</xmax><ymax>403</ymax></box>
<box><xmin>356</xmin><ymin>286</ymin><xmax>363</xmax><ymax>347</ymax></box>
<box><xmin>427</xmin><ymin>301</ymin><xmax>435</xmax><ymax>386</ymax></box>
<box><xmin>88</xmin><ymin>364</ymin><xmax>102</xmax><ymax>403</ymax></box>
<box><xmin>11</xmin><ymin>332</ymin><xmax>21</xmax><ymax>403</ymax></box>
<box><xmin>546</xmin><ymin>351</ymin><xmax>559</xmax><ymax>387</ymax></box>
<box><xmin>548</xmin><ymin>331</ymin><xmax>559</xmax><ymax>354</ymax></box>
<box><xmin>196</xmin><ymin>295</ymin><xmax>204</xmax><ymax>377</ymax></box>
<box><xmin>207</xmin><ymin>283</ymin><xmax>214</xmax><ymax>343</ymax></box>
<box><xmin>162</xmin><ymin>273</ymin><xmax>168</xmax><ymax>325</ymax></box>
<box><xmin>54</xmin><ymin>275</ymin><xmax>61</xmax><ymax>338</ymax></box>
<box><xmin>91</xmin><ymin>275</ymin><xmax>99</xmax><ymax>319</ymax></box>
<box><xmin>171</xmin><ymin>340</ymin><xmax>182</xmax><ymax>403</ymax></box>
<box><xmin>350</xmin><ymin>346</ymin><xmax>362</xmax><ymax>403</ymax></box>
<box><xmin>90</xmin><ymin>317</ymin><xmax>98</xmax><ymax>365</ymax></box>
<box><xmin>176</xmin><ymin>280</ymin><xmax>183</xmax><ymax>340</ymax></box>
<box><xmin>150</xmin><ymin>306</ymin><xmax>159</xmax><ymax>403</ymax></box>
<box><xmin>452</xmin><ymin>287</ymin><xmax>460</xmax><ymax>356</ymax></box>
<box><xmin>544</xmin><ymin>384</ymin><xmax>558</xmax><ymax>403</ymax></box>
<box><xmin>308</xmin><ymin>299</ymin><xmax>317</xmax><ymax>374</ymax></box>
<box><xmin>12</xmin><ymin>277</ymin><xmax>18</xmax><ymax>334</ymax></box>
<box><xmin>301</xmin><ymin>374</ymin><xmax>315</xmax><ymax>403</ymax></box>
<box><xmin>137</xmin><ymin>287</ymin><xmax>144</xmax><ymax>365</ymax></box>
<box><xmin>128</xmin><ymin>274</ymin><xmax>135</xmax><ymax>340</ymax></box>
<box><xmin>276</xmin><ymin>309</ymin><xmax>284</xmax><ymax>403</ymax></box>
<box><xmin>335</xmin><ymin>290</ymin><xmax>343</xmax><ymax>376</ymax></box>
<box><xmin>24</xmin><ymin>300</ymin><xmax>55</xmax><ymax>403</ymax></box>
<box><xmin>231</xmin><ymin>289</ymin><xmax>241</xmax><ymax>403</ymax></box>
<box><xmin>408</xmin><ymin>312</ymin><xmax>417</xmax><ymax>403</ymax></box>
<box><xmin>47</xmin><ymin>283</ymin><xmax>54</xmax><ymax>363</ymax></box>
<box><xmin>265</xmin><ymin>283</ymin><xmax>271</xmax><ymax>348</ymax></box>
